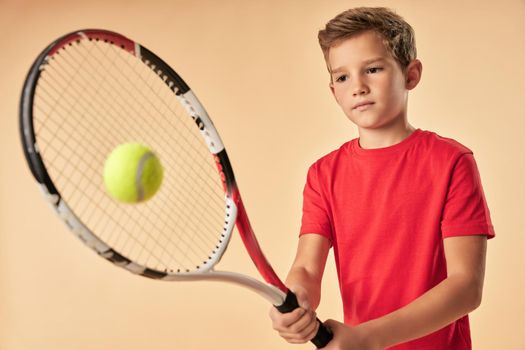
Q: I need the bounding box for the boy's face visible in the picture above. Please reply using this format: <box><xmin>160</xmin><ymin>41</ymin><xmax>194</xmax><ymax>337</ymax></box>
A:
<box><xmin>328</xmin><ymin>30</ymin><xmax>419</xmax><ymax>131</ymax></box>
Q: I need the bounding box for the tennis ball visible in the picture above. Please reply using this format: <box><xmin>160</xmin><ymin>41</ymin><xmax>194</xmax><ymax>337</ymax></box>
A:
<box><xmin>103</xmin><ymin>143</ymin><xmax>163</xmax><ymax>203</ymax></box>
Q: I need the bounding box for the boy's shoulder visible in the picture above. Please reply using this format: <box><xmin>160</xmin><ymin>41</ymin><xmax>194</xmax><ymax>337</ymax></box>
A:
<box><xmin>423</xmin><ymin>129</ymin><xmax>473</xmax><ymax>153</ymax></box>
<box><xmin>309</xmin><ymin>140</ymin><xmax>353</xmax><ymax>169</ymax></box>
<box><xmin>419</xmin><ymin>129</ymin><xmax>474</xmax><ymax>163</ymax></box>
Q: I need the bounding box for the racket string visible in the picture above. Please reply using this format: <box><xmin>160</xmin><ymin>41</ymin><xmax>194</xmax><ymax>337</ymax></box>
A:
<box><xmin>94</xmin><ymin>42</ymin><xmax>226</xmax><ymax>200</ymax></box>
<box><xmin>35</xmin><ymin>91</ymin><xmax>222</xmax><ymax>270</ymax></box>
<box><xmin>36</xmin><ymin>67</ymin><xmax>224</xmax><ymax>247</ymax></box>
<box><xmin>59</xmin><ymin>43</ymin><xmax>229</xmax><ymax>258</ymax></box>
<box><xmin>35</xmin><ymin>74</ymin><xmax>225</xmax><ymax>256</ymax></box>
<box><xmin>35</xmin><ymin>129</ymin><xmax>211</xmax><ymax>269</ymax></box>
<box><xmin>34</xmin><ymin>95</ymin><xmax>223</xmax><ymax>270</ymax></box>
<box><xmin>33</xmin><ymin>39</ymin><xmax>231</xmax><ymax>272</ymax></box>
<box><xmin>40</xmin><ymin>45</ymin><xmax>226</xmax><ymax>229</ymax></box>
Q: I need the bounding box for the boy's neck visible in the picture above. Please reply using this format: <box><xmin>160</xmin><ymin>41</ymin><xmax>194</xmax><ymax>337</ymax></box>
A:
<box><xmin>357</xmin><ymin>121</ymin><xmax>417</xmax><ymax>150</ymax></box>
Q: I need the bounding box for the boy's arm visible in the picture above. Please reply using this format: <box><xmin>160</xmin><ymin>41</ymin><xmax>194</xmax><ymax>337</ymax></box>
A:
<box><xmin>285</xmin><ymin>233</ymin><xmax>331</xmax><ymax>309</ymax></box>
<box><xmin>269</xmin><ymin>233</ymin><xmax>331</xmax><ymax>343</ymax></box>
<box><xmin>324</xmin><ymin>234</ymin><xmax>487</xmax><ymax>350</ymax></box>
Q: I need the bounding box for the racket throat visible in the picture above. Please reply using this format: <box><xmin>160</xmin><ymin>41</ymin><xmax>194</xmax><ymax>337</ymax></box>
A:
<box><xmin>169</xmin><ymin>270</ymin><xmax>287</xmax><ymax>306</ymax></box>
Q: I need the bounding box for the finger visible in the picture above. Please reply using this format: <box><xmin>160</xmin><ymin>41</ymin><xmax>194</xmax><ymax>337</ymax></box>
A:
<box><xmin>285</xmin><ymin>309</ymin><xmax>317</xmax><ymax>334</ymax></box>
<box><xmin>279</xmin><ymin>311</ymin><xmax>319</xmax><ymax>342</ymax></box>
<box><xmin>270</xmin><ymin>307</ymin><xmax>307</xmax><ymax>330</ymax></box>
<box><xmin>279</xmin><ymin>329</ymin><xmax>313</xmax><ymax>345</ymax></box>
<box><xmin>285</xmin><ymin>337</ymin><xmax>310</xmax><ymax>344</ymax></box>
<box><xmin>303</xmin><ymin>317</ymin><xmax>321</xmax><ymax>341</ymax></box>
<box><xmin>269</xmin><ymin>304</ymin><xmax>304</xmax><ymax>321</ymax></box>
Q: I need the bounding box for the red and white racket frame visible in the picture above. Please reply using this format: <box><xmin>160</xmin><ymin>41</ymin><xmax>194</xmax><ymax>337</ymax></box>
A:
<box><xmin>20</xmin><ymin>29</ymin><xmax>332</xmax><ymax>348</ymax></box>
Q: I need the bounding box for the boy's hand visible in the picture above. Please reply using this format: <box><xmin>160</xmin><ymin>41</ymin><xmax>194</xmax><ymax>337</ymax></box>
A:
<box><xmin>322</xmin><ymin>319</ymin><xmax>382</xmax><ymax>350</ymax></box>
<box><xmin>268</xmin><ymin>285</ymin><xmax>319</xmax><ymax>344</ymax></box>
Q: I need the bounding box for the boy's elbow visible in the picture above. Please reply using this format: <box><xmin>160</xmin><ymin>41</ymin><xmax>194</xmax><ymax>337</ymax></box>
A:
<box><xmin>451</xmin><ymin>274</ymin><xmax>484</xmax><ymax>313</ymax></box>
<box><xmin>467</xmin><ymin>291</ymin><xmax>481</xmax><ymax>313</ymax></box>
<box><xmin>472</xmin><ymin>284</ymin><xmax>483</xmax><ymax>310</ymax></box>
<box><xmin>466</xmin><ymin>279</ymin><xmax>484</xmax><ymax>312</ymax></box>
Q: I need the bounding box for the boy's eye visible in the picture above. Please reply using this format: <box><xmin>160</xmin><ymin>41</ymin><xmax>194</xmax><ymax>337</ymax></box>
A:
<box><xmin>366</xmin><ymin>67</ymin><xmax>383</xmax><ymax>74</ymax></box>
<box><xmin>335</xmin><ymin>74</ymin><xmax>348</xmax><ymax>82</ymax></box>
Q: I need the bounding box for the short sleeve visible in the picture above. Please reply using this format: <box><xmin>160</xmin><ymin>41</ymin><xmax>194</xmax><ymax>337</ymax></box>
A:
<box><xmin>299</xmin><ymin>163</ymin><xmax>333</xmax><ymax>244</ymax></box>
<box><xmin>441</xmin><ymin>153</ymin><xmax>495</xmax><ymax>239</ymax></box>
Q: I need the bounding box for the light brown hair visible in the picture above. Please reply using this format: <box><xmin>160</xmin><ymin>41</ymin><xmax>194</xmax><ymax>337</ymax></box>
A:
<box><xmin>318</xmin><ymin>7</ymin><xmax>417</xmax><ymax>73</ymax></box>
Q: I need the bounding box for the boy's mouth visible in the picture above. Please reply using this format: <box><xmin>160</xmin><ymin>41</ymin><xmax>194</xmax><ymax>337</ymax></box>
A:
<box><xmin>353</xmin><ymin>101</ymin><xmax>374</xmax><ymax>111</ymax></box>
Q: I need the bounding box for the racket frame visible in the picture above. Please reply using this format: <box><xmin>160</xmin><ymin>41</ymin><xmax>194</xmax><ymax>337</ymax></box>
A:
<box><xmin>20</xmin><ymin>28</ymin><xmax>286</xmax><ymax>303</ymax></box>
<box><xmin>20</xmin><ymin>29</ymin><xmax>332</xmax><ymax>348</ymax></box>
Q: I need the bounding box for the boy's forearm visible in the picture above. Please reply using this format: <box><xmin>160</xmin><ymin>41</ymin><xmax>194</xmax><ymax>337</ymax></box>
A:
<box><xmin>358</xmin><ymin>275</ymin><xmax>482</xmax><ymax>349</ymax></box>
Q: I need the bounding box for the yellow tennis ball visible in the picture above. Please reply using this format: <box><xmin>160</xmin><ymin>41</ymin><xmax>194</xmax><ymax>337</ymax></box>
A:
<box><xmin>103</xmin><ymin>143</ymin><xmax>163</xmax><ymax>203</ymax></box>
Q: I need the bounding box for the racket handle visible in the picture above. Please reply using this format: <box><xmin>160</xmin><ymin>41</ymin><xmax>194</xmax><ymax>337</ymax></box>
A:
<box><xmin>275</xmin><ymin>290</ymin><xmax>333</xmax><ymax>348</ymax></box>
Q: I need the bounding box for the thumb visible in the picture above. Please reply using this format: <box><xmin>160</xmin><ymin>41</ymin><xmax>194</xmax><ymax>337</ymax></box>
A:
<box><xmin>323</xmin><ymin>318</ymin><xmax>342</xmax><ymax>333</ymax></box>
<box><xmin>289</xmin><ymin>285</ymin><xmax>311</xmax><ymax>310</ymax></box>
<box><xmin>323</xmin><ymin>319</ymin><xmax>338</xmax><ymax>328</ymax></box>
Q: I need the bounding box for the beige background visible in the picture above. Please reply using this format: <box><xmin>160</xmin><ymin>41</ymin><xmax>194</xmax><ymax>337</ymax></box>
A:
<box><xmin>1</xmin><ymin>0</ymin><xmax>523</xmax><ymax>349</ymax></box>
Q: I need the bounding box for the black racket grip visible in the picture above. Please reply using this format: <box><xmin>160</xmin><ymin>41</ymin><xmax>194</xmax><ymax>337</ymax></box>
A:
<box><xmin>275</xmin><ymin>290</ymin><xmax>333</xmax><ymax>348</ymax></box>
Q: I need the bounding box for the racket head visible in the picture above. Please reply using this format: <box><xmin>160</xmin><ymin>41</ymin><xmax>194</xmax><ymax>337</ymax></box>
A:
<box><xmin>20</xmin><ymin>29</ymin><xmax>238</xmax><ymax>279</ymax></box>
<box><xmin>20</xmin><ymin>28</ymin><xmax>333</xmax><ymax>348</ymax></box>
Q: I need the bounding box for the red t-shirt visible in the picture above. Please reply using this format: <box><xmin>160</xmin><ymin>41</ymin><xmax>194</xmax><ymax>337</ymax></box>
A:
<box><xmin>300</xmin><ymin>128</ymin><xmax>495</xmax><ymax>349</ymax></box>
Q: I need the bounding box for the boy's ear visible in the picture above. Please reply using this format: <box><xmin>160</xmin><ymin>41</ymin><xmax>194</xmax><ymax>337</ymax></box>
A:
<box><xmin>405</xmin><ymin>59</ymin><xmax>423</xmax><ymax>90</ymax></box>
<box><xmin>329</xmin><ymin>82</ymin><xmax>338</xmax><ymax>102</ymax></box>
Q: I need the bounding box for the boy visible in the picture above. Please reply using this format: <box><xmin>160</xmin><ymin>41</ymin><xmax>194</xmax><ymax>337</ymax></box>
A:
<box><xmin>269</xmin><ymin>7</ymin><xmax>495</xmax><ymax>350</ymax></box>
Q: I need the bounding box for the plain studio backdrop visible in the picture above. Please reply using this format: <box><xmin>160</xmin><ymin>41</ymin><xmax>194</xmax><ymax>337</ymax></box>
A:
<box><xmin>1</xmin><ymin>0</ymin><xmax>523</xmax><ymax>349</ymax></box>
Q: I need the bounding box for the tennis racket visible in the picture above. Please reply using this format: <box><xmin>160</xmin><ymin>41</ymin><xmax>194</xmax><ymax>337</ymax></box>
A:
<box><xmin>19</xmin><ymin>29</ymin><xmax>332</xmax><ymax>348</ymax></box>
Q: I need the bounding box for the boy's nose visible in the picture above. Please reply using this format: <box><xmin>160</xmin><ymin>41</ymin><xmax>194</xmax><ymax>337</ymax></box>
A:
<box><xmin>352</xmin><ymin>80</ymin><xmax>369</xmax><ymax>96</ymax></box>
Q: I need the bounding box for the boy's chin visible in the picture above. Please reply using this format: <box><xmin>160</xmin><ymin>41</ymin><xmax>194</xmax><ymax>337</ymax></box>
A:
<box><xmin>346</xmin><ymin>116</ymin><xmax>384</xmax><ymax>130</ymax></box>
